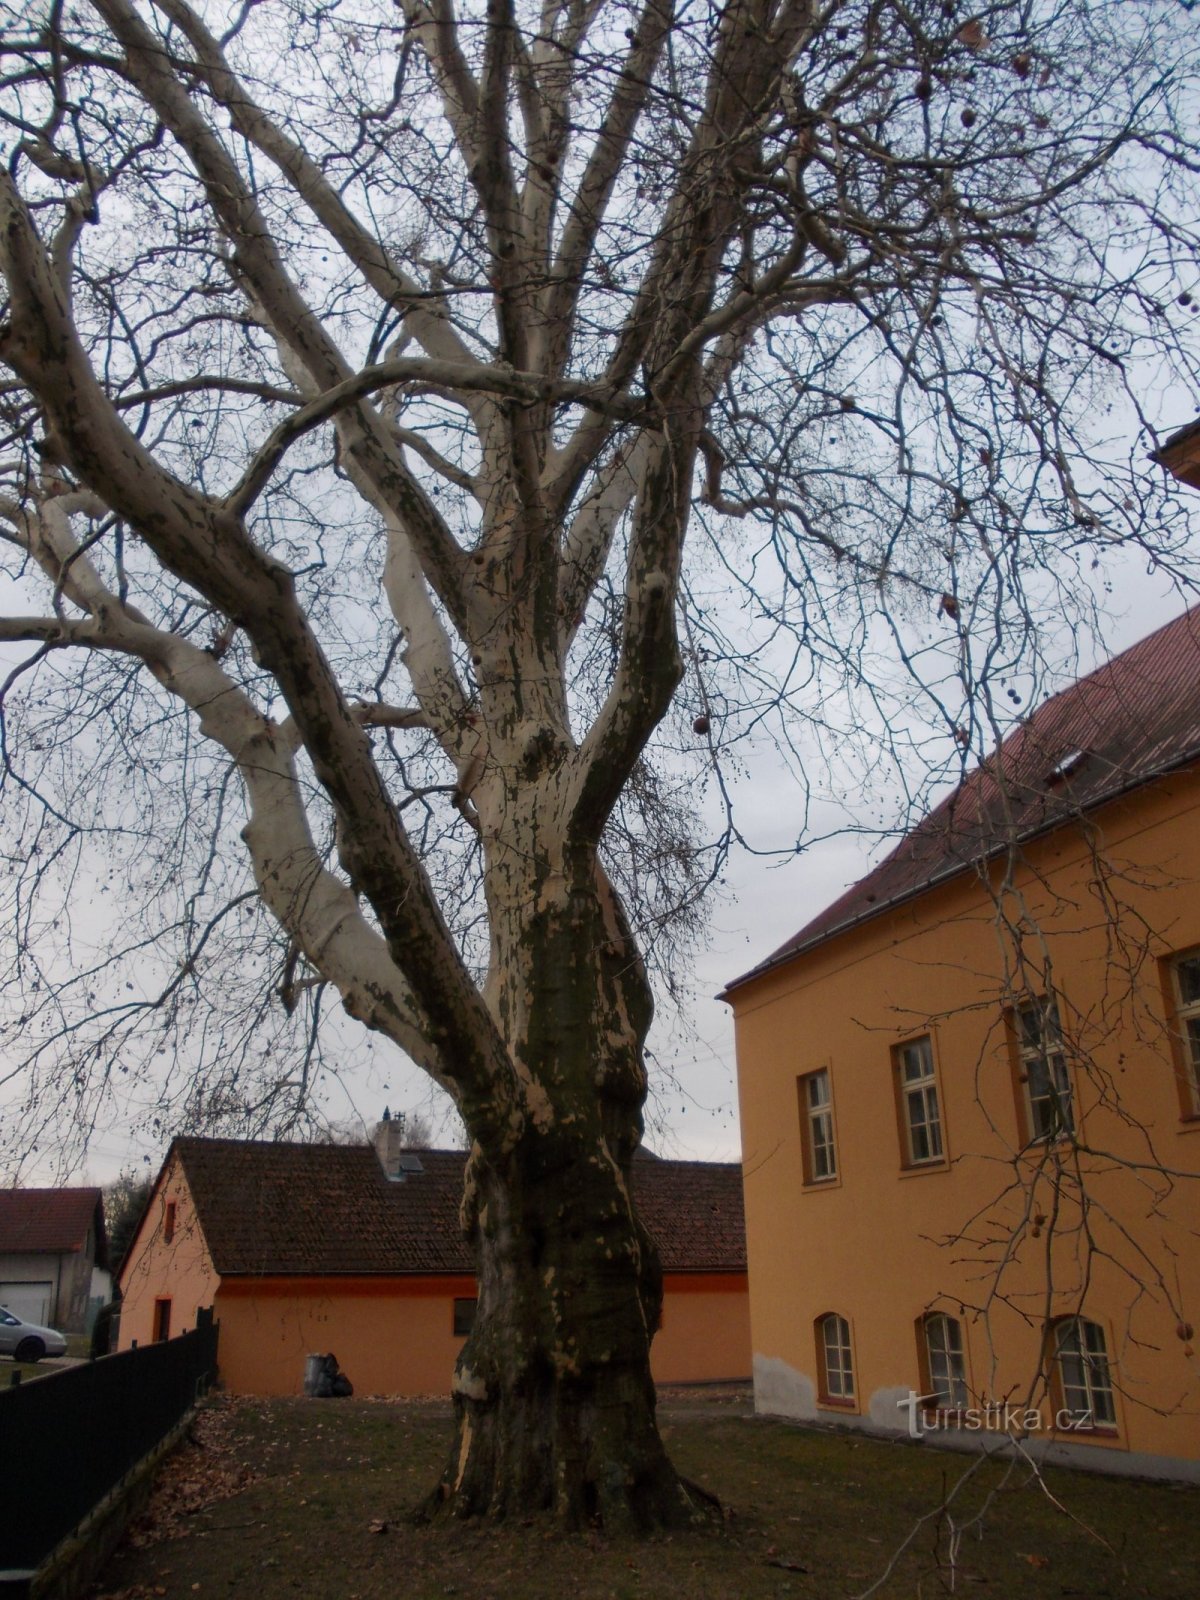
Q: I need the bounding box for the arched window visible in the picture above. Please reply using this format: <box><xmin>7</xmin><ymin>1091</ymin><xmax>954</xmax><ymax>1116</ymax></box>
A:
<box><xmin>1050</xmin><ymin>1317</ymin><xmax>1116</xmax><ymax>1428</ymax></box>
<box><xmin>816</xmin><ymin>1313</ymin><xmax>855</xmax><ymax>1404</ymax></box>
<box><xmin>920</xmin><ymin>1312</ymin><xmax>968</xmax><ymax>1411</ymax></box>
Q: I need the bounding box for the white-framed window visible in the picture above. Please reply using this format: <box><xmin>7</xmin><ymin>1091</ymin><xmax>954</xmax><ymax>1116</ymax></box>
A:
<box><xmin>1016</xmin><ymin>997</ymin><xmax>1075</xmax><ymax>1141</ymax></box>
<box><xmin>1052</xmin><ymin>1317</ymin><xmax>1117</xmax><ymax>1428</ymax></box>
<box><xmin>799</xmin><ymin>1069</ymin><xmax>837</xmax><ymax>1183</ymax></box>
<box><xmin>1169</xmin><ymin>948</ymin><xmax>1200</xmax><ymax>1116</ymax></box>
<box><xmin>922</xmin><ymin>1312</ymin><xmax>968</xmax><ymax>1410</ymax></box>
<box><xmin>895</xmin><ymin>1036</ymin><xmax>944</xmax><ymax>1164</ymax></box>
<box><xmin>818</xmin><ymin>1313</ymin><xmax>855</xmax><ymax>1402</ymax></box>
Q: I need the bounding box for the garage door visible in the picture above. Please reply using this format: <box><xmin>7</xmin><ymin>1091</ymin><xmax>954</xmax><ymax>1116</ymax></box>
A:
<box><xmin>0</xmin><ymin>1281</ymin><xmax>53</xmax><ymax>1324</ymax></box>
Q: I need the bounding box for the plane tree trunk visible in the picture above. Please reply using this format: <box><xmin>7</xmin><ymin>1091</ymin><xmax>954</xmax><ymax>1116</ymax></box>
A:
<box><xmin>438</xmin><ymin>1127</ymin><xmax>692</xmax><ymax>1528</ymax></box>
<box><xmin>435</xmin><ymin>764</ymin><xmax>706</xmax><ymax>1527</ymax></box>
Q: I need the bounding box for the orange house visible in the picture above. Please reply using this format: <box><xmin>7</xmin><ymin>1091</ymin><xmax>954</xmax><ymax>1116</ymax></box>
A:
<box><xmin>725</xmin><ymin>608</ymin><xmax>1200</xmax><ymax>1482</ymax></box>
<box><xmin>118</xmin><ymin>1133</ymin><xmax>749</xmax><ymax>1395</ymax></box>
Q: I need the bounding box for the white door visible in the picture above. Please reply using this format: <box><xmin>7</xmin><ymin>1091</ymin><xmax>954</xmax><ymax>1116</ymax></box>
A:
<box><xmin>0</xmin><ymin>1281</ymin><xmax>53</xmax><ymax>1325</ymax></box>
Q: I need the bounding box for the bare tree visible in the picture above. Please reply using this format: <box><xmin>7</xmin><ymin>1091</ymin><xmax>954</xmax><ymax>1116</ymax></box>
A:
<box><xmin>102</xmin><ymin>1165</ymin><xmax>155</xmax><ymax>1273</ymax></box>
<box><xmin>1</xmin><ymin>0</ymin><xmax>1197</xmax><ymax>1528</ymax></box>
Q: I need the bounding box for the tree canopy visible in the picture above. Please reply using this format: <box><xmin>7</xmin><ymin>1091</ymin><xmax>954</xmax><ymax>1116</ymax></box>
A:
<box><xmin>1</xmin><ymin>0</ymin><xmax>1198</xmax><ymax>1527</ymax></box>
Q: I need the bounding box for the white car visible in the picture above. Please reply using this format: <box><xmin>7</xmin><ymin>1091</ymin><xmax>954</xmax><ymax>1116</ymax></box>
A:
<box><xmin>0</xmin><ymin>1305</ymin><xmax>68</xmax><ymax>1362</ymax></box>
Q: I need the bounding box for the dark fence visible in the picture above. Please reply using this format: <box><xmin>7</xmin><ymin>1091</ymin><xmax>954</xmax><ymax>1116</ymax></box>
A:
<box><xmin>0</xmin><ymin>1312</ymin><xmax>218</xmax><ymax>1580</ymax></box>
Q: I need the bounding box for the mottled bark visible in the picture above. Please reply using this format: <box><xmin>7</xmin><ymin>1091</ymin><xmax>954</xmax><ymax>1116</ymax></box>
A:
<box><xmin>437</xmin><ymin>1133</ymin><xmax>697</xmax><ymax>1529</ymax></box>
<box><xmin>429</xmin><ymin>773</ymin><xmax>709</xmax><ymax>1526</ymax></box>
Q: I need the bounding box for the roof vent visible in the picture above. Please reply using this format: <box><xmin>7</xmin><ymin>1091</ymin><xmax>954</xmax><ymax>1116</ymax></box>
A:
<box><xmin>1044</xmin><ymin>748</ymin><xmax>1088</xmax><ymax>786</ymax></box>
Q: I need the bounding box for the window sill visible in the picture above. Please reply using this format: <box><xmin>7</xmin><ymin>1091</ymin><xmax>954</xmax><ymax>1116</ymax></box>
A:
<box><xmin>817</xmin><ymin>1395</ymin><xmax>857</xmax><ymax>1410</ymax></box>
<box><xmin>898</xmin><ymin>1159</ymin><xmax>950</xmax><ymax>1178</ymax></box>
<box><xmin>801</xmin><ymin>1175</ymin><xmax>843</xmax><ymax>1191</ymax></box>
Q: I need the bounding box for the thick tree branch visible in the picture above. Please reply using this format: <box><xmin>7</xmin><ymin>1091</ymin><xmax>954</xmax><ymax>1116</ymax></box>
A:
<box><xmin>153</xmin><ymin>0</ymin><xmax>492</xmax><ymax>399</ymax></box>
<box><xmin>225</xmin><ymin>357</ymin><xmax>648</xmax><ymax>515</ymax></box>
<box><xmin>0</xmin><ymin>503</ymin><xmax>445</xmax><ymax>1086</ymax></box>
<box><xmin>0</xmin><ymin>169</ymin><xmax>515</xmax><ymax>1128</ymax></box>
<box><xmin>260</xmin><ymin>323</ymin><xmax>475</xmax><ymax>761</ymax></box>
<box><xmin>92</xmin><ymin>0</ymin><xmax>474</xmax><ymax>630</ymax></box>
<box><xmin>539</xmin><ymin>0</ymin><xmax>674</xmax><ymax>379</ymax></box>
<box><xmin>567</xmin><ymin>413</ymin><xmax>693</xmax><ymax>835</ymax></box>
<box><xmin>556</xmin><ymin>435</ymin><xmax>646</xmax><ymax>652</ymax></box>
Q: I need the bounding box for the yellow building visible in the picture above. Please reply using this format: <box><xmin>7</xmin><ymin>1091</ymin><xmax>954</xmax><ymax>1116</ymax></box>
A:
<box><xmin>118</xmin><ymin>1132</ymin><xmax>751</xmax><ymax>1395</ymax></box>
<box><xmin>724</xmin><ymin>608</ymin><xmax>1200</xmax><ymax>1481</ymax></box>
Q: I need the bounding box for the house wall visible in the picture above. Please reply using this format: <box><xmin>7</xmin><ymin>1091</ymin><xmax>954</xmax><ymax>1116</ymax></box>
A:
<box><xmin>654</xmin><ymin>1273</ymin><xmax>751</xmax><ymax>1383</ymax></box>
<box><xmin>213</xmin><ymin>1274</ymin><xmax>477</xmax><ymax>1395</ymax></box>
<box><xmin>204</xmin><ymin>1272</ymin><xmax>749</xmax><ymax>1396</ymax></box>
<box><xmin>731</xmin><ymin>767</ymin><xmax>1200</xmax><ymax>1476</ymax></box>
<box><xmin>118</xmin><ymin>1155</ymin><xmax>219</xmax><ymax>1349</ymax></box>
<box><xmin>66</xmin><ymin>1215</ymin><xmax>101</xmax><ymax>1330</ymax></box>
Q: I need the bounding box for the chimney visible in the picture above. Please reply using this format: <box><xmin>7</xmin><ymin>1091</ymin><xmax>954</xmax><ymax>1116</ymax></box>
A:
<box><xmin>373</xmin><ymin>1109</ymin><xmax>425</xmax><ymax>1182</ymax></box>
<box><xmin>374</xmin><ymin>1107</ymin><xmax>404</xmax><ymax>1181</ymax></box>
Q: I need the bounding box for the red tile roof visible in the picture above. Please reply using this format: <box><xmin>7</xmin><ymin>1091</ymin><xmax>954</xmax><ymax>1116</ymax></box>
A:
<box><xmin>1152</xmin><ymin>418</ymin><xmax>1200</xmax><ymax>490</ymax></box>
<box><xmin>170</xmin><ymin>1138</ymin><xmax>745</xmax><ymax>1278</ymax></box>
<box><xmin>726</xmin><ymin>606</ymin><xmax>1200</xmax><ymax>992</ymax></box>
<box><xmin>0</xmin><ymin>1187</ymin><xmax>104</xmax><ymax>1257</ymax></box>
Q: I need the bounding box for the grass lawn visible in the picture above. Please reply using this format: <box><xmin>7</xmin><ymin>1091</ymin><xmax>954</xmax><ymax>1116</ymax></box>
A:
<box><xmin>91</xmin><ymin>1389</ymin><xmax>1198</xmax><ymax>1600</ymax></box>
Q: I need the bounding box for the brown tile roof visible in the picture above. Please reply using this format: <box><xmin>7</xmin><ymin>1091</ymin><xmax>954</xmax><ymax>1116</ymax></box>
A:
<box><xmin>172</xmin><ymin>1139</ymin><xmax>745</xmax><ymax>1278</ymax></box>
<box><xmin>631</xmin><ymin>1157</ymin><xmax>747</xmax><ymax>1272</ymax></box>
<box><xmin>0</xmin><ymin>1187</ymin><xmax>104</xmax><ymax>1257</ymax></box>
<box><xmin>726</xmin><ymin>606</ymin><xmax>1200</xmax><ymax>992</ymax></box>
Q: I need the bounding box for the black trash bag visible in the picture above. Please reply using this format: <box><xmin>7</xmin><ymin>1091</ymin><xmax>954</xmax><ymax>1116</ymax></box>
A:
<box><xmin>308</xmin><ymin>1351</ymin><xmax>354</xmax><ymax>1398</ymax></box>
